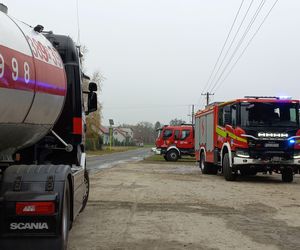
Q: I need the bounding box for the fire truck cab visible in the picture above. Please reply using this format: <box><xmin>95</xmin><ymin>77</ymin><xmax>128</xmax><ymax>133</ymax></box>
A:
<box><xmin>195</xmin><ymin>97</ymin><xmax>300</xmax><ymax>182</ymax></box>
<box><xmin>154</xmin><ymin>125</ymin><xmax>194</xmax><ymax>161</ymax></box>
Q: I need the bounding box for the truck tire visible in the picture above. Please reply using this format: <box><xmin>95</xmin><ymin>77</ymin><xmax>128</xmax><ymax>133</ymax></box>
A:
<box><xmin>282</xmin><ymin>168</ymin><xmax>293</xmax><ymax>183</ymax></box>
<box><xmin>200</xmin><ymin>152</ymin><xmax>209</xmax><ymax>174</ymax></box>
<box><xmin>166</xmin><ymin>149</ymin><xmax>179</xmax><ymax>161</ymax></box>
<box><xmin>223</xmin><ymin>153</ymin><xmax>236</xmax><ymax>181</ymax></box>
<box><xmin>200</xmin><ymin>152</ymin><xmax>217</xmax><ymax>175</ymax></box>
<box><xmin>60</xmin><ymin>181</ymin><xmax>71</xmax><ymax>250</ymax></box>
<box><xmin>80</xmin><ymin>169</ymin><xmax>90</xmax><ymax>213</ymax></box>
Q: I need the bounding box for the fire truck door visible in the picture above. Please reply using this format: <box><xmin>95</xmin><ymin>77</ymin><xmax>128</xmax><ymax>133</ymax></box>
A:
<box><xmin>179</xmin><ymin>129</ymin><xmax>193</xmax><ymax>149</ymax></box>
<box><xmin>199</xmin><ymin>113</ymin><xmax>214</xmax><ymax>160</ymax></box>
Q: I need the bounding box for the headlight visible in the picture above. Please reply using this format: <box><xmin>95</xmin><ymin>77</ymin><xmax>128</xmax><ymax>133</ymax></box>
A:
<box><xmin>293</xmin><ymin>150</ymin><xmax>300</xmax><ymax>159</ymax></box>
<box><xmin>236</xmin><ymin>149</ymin><xmax>250</xmax><ymax>158</ymax></box>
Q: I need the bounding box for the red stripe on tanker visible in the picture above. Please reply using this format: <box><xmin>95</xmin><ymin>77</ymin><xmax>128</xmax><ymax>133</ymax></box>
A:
<box><xmin>0</xmin><ymin>12</ymin><xmax>66</xmax><ymax>97</ymax></box>
<box><xmin>0</xmin><ymin>44</ymin><xmax>66</xmax><ymax>96</ymax></box>
<box><xmin>0</xmin><ymin>44</ymin><xmax>35</xmax><ymax>92</ymax></box>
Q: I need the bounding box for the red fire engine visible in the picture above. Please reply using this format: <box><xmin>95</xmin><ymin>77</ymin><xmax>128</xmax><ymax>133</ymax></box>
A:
<box><xmin>154</xmin><ymin>124</ymin><xmax>195</xmax><ymax>161</ymax></box>
<box><xmin>195</xmin><ymin>96</ymin><xmax>300</xmax><ymax>182</ymax></box>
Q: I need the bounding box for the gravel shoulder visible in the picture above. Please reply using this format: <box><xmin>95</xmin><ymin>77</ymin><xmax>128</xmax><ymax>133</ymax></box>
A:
<box><xmin>68</xmin><ymin>162</ymin><xmax>300</xmax><ymax>250</ymax></box>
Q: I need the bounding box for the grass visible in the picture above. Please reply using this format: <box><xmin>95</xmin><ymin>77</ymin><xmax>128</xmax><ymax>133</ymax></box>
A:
<box><xmin>87</xmin><ymin>146</ymin><xmax>141</xmax><ymax>156</ymax></box>
<box><xmin>143</xmin><ymin>154</ymin><xmax>196</xmax><ymax>164</ymax></box>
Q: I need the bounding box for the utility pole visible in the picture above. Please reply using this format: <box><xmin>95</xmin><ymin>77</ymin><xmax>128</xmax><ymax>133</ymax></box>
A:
<box><xmin>109</xmin><ymin>119</ymin><xmax>114</xmax><ymax>150</ymax></box>
<box><xmin>191</xmin><ymin>104</ymin><xmax>195</xmax><ymax>125</ymax></box>
<box><xmin>201</xmin><ymin>92</ymin><xmax>214</xmax><ymax>106</ymax></box>
<box><xmin>187</xmin><ymin>104</ymin><xmax>195</xmax><ymax>124</ymax></box>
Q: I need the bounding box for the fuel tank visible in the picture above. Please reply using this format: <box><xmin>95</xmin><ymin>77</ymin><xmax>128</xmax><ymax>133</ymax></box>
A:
<box><xmin>0</xmin><ymin>11</ymin><xmax>67</xmax><ymax>161</ymax></box>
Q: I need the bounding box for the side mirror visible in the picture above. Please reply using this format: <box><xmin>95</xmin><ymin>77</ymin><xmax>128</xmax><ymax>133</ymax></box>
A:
<box><xmin>87</xmin><ymin>92</ymin><xmax>97</xmax><ymax>114</ymax></box>
<box><xmin>89</xmin><ymin>82</ymin><xmax>97</xmax><ymax>92</ymax></box>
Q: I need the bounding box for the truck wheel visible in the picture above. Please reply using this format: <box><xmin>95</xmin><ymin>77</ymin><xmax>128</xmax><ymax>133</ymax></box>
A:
<box><xmin>80</xmin><ymin>169</ymin><xmax>90</xmax><ymax>213</ymax></box>
<box><xmin>200</xmin><ymin>152</ymin><xmax>217</xmax><ymax>175</ymax></box>
<box><xmin>223</xmin><ymin>153</ymin><xmax>236</xmax><ymax>181</ymax></box>
<box><xmin>282</xmin><ymin>168</ymin><xmax>293</xmax><ymax>183</ymax></box>
<box><xmin>60</xmin><ymin>181</ymin><xmax>71</xmax><ymax>250</ymax></box>
<box><xmin>166</xmin><ymin>150</ymin><xmax>179</xmax><ymax>161</ymax></box>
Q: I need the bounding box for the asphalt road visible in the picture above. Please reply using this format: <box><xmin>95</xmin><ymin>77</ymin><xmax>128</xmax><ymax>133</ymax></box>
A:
<box><xmin>69</xmin><ymin>162</ymin><xmax>300</xmax><ymax>250</ymax></box>
<box><xmin>86</xmin><ymin>148</ymin><xmax>152</xmax><ymax>173</ymax></box>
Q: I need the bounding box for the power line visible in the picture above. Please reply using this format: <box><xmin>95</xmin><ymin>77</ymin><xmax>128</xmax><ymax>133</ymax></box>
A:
<box><xmin>202</xmin><ymin>0</ymin><xmax>245</xmax><ymax>94</ymax></box>
<box><xmin>210</xmin><ymin>0</ymin><xmax>266</xmax><ymax>92</ymax></box>
<box><xmin>207</xmin><ymin>0</ymin><xmax>255</xmax><ymax>93</ymax></box>
<box><xmin>213</xmin><ymin>0</ymin><xmax>279</xmax><ymax>93</ymax></box>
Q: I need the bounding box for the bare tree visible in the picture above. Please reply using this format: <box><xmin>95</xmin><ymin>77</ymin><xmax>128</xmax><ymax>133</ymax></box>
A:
<box><xmin>80</xmin><ymin>45</ymin><xmax>105</xmax><ymax>148</ymax></box>
<box><xmin>85</xmin><ymin>70</ymin><xmax>105</xmax><ymax>138</ymax></box>
<box><xmin>169</xmin><ymin>118</ymin><xmax>186</xmax><ymax>126</ymax></box>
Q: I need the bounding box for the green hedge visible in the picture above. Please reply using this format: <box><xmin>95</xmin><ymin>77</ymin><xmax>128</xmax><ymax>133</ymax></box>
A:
<box><xmin>86</xmin><ymin>136</ymin><xmax>103</xmax><ymax>151</ymax></box>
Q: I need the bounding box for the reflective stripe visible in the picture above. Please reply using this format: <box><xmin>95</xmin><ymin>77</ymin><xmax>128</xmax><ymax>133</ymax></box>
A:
<box><xmin>236</xmin><ymin>137</ymin><xmax>247</xmax><ymax>143</ymax></box>
<box><xmin>216</xmin><ymin>126</ymin><xmax>247</xmax><ymax>143</ymax></box>
<box><xmin>216</xmin><ymin>126</ymin><xmax>227</xmax><ymax>137</ymax></box>
<box><xmin>228</xmin><ymin>131</ymin><xmax>247</xmax><ymax>143</ymax></box>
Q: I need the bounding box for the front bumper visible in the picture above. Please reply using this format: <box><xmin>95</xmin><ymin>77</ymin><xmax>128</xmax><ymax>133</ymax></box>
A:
<box><xmin>233</xmin><ymin>157</ymin><xmax>300</xmax><ymax>166</ymax></box>
<box><xmin>151</xmin><ymin>147</ymin><xmax>161</xmax><ymax>155</ymax></box>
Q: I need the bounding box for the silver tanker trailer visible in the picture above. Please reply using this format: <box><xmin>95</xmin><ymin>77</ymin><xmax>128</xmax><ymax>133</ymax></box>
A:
<box><xmin>0</xmin><ymin>5</ymin><xmax>97</xmax><ymax>250</ymax></box>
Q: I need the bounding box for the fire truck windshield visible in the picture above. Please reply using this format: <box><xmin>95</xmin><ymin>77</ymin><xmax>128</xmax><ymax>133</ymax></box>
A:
<box><xmin>163</xmin><ymin>129</ymin><xmax>173</xmax><ymax>138</ymax></box>
<box><xmin>240</xmin><ymin>102</ymin><xmax>299</xmax><ymax>128</ymax></box>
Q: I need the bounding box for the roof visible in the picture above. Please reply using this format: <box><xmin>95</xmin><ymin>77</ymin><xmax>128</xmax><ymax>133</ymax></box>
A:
<box><xmin>162</xmin><ymin>125</ymin><xmax>194</xmax><ymax>130</ymax></box>
<box><xmin>114</xmin><ymin>128</ymin><xmax>130</xmax><ymax>138</ymax></box>
<box><xmin>195</xmin><ymin>97</ymin><xmax>300</xmax><ymax>117</ymax></box>
<box><xmin>99</xmin><ymin>126</ymin><xmax>109</xmax><ymax>134</ymax></box>
<box><xmin>119</xmin><ymin>128</ymin><xmax>133</xmax><ymax>133</ymax></box>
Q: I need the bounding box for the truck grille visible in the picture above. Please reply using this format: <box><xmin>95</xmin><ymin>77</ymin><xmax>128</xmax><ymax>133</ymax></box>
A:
<box><xmin>248</xmin><ymin>140</ymin><xmax>293</xmax><ymax>160</ymax></box>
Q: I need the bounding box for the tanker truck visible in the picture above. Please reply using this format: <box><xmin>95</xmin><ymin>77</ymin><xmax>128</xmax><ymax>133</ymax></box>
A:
<box><xmin>0</xmin><ymin>5</ymin><xmax>97</xmax><ymax>250</ymax></box>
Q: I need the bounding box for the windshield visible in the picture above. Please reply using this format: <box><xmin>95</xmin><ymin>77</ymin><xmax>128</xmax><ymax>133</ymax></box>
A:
<box><xmin>240</xmin><ymin>102</ymin><xmax>299</xmax><ymax>127</ymax></box>
<box><xmin>163</xmin><ymin>129</ymin><xmax>173</xmax><ymax>138</ymax></box>
<box><xmin>181</xmin><ymin>130</ymin><xmax>190</xmax><ymax>140</ymax></box>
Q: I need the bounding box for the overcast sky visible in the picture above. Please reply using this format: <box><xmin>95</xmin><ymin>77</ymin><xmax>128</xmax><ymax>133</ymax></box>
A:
<box><xmin>3</xmin><ymin>0</ymin><xmax>300</xmax><ymax>126</ymax></box>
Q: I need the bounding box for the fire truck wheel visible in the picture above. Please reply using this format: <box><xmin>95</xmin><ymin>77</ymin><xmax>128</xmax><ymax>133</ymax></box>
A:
<box><xmin>223</xmin><ymin>153</ymin><xmax>236</xmax><ymax>181</ymax></box>
<box><xmin>281</xmin><ymin>168</ymin><xmax>293</xmax><ymax>183</ymax></box>
<box><xmin>200</xmin><ymin>152</ymin><xmax>217</xmax><ymax>174</ymax></box>
<box><xmin>60</xmin><ymin>181</ymin><xmax>71</xmax><ymax>250</ymax></box>
<box><xmin>166</xmin><ymin>150</ymin><xmax>179</xmax><ymax>161</ymax></box>
<box><xmin>200</xmin><ymin>152</ymin><xmax>209</xmax><ymax>174</ymax></box>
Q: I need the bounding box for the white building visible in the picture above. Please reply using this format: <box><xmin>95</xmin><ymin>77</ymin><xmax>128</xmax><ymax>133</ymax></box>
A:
<box><xmin>113</xmin><ymin>127</ymin><xmax>134</xmax><ymax>144</ymax></box>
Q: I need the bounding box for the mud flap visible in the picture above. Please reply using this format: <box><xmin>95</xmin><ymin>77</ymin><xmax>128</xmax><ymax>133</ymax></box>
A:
<box><xmin>0</xmin><ymin>165</ymin><xmax>71</xmax><ymax>250</ymax></box>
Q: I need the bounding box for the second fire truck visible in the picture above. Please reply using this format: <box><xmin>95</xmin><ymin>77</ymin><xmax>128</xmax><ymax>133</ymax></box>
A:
<box><xmin>195</xmin><ymin>96</ymin><xmax>300</xmax><ymax>182</ymax></box>
<box><xmin>154</xmin><ymin>124</ymin><xmax>195</xmax><ymax>161</ymax></box>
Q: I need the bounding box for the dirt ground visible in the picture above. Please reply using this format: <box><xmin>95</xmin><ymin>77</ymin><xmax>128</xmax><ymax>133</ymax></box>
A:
<box><xmin>68</xmin><ymin>161</ymin><xmax>300</xmax><ymax>250</ymax></box>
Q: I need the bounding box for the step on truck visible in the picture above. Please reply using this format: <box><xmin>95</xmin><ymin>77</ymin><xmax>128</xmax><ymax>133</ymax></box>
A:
<box><xmin>0</xmin><ymin>5</ymin><xmax>97</xmax><ymax>250</ymax></box>
<box><xmin>154</xmin><ymin>124</ymin><xmax>195</xmax><ymax>161</ymax></box>
<box><xmin>195</xmin><ymin>96</ymin><xmax>300</xmax><ymax>182</ymax></box>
